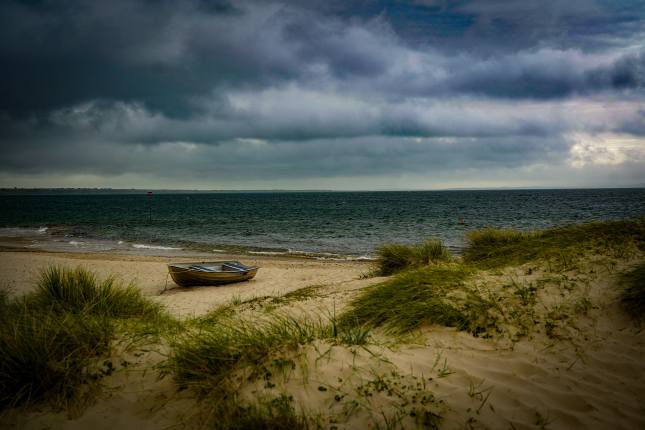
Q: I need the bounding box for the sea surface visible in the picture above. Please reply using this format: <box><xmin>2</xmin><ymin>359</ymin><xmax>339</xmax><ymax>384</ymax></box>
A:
<box><xmin>1</xmin><ymin>189</ymin><xmax>644</xmax><ymax>258</ymax></box>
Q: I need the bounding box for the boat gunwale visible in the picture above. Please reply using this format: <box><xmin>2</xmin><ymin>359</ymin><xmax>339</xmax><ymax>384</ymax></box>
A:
<box><xmin>167</xmin><ymin>260</ymin><xmax>259</xmax><ymax>287</ymax></box>
<box><xmin>168</xmin><ymin>260</ymin><xmax>259</xmax><ymax>272</ymax></box>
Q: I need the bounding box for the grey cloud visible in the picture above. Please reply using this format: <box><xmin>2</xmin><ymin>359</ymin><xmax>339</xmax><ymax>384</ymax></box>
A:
<box><xmin>0</xmin><ymin>132</ymin><xmax>570</xmax><ymax>181</ymax></box>
<box><xmin>607</xmin><ymin>52</ymin><xmax>645</xmax><ymax>89</ymax></box>
<box><xmin>2</xmin><ymin>0</ymin><xmax>644</xmax><ymax>121</ymax></box>
<box><xmin>617</xmin><ymin>109</ymin><xmax>645</xmax><ymax>136</ymax></box>
<box><xmin>0</xmin><ymin>93</ymin><xmax>575</xmax><ymax>146</ymax></box>
<box><xmin>0</xmin><ymin>0</ymin><xmax>644</xmax><ymax>188</ymax></box>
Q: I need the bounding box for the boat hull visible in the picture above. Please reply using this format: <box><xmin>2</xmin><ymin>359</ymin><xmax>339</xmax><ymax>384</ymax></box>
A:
<box><xmin>168</xmin><ymin>262</ymin><xmax>258</xmax><ymax>287</ymax></box>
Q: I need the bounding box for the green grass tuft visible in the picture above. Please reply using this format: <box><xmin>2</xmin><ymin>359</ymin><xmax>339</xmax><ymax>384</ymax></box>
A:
<box><xmin>463</xmin><ymin>218</ymin><xmax>645</xmax><ymax>269</ymax></box>
<box><xmin>164</xmin><ymin>311</ymin><xmax>374</xmax><ymax>427</ymax></box>
<box><xmin>340</xmin><ymin>266</ymin><xmax>477</xmax><ymax>334</ymax></box>
<box><xmin>0</xmin><ymin>298</ymin><xmax>113</xmax><ymax>410</ymax></box>
<box><xmin>0</xmin><ymin>265</ymin><xmax>172</xmax><ymax>412</ymax></box>
<box><xmin>620</xmin><ymin>263</ymin><xmax>645</xmax><ymax>320</ymax></box>
<box><xmin>34</xmin><ymin>266</ymin><xmax>162</xmax><ymax>318</ymax></box>
<box><xmin>376</xmin><ymin>239</ymin><xmax>451</xmax><ymax>275</ymax></box>
<box><xmin>165</xmin><ymin>314</ymin><xmax>332</xmax><ymax>395</ymax></box>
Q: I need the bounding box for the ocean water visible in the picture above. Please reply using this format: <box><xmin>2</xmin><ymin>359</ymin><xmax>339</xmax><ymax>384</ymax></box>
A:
<box><xmin>0</xmin><ymin>189</ymin><xmax>644</xmax><ymax>258</ymax></box>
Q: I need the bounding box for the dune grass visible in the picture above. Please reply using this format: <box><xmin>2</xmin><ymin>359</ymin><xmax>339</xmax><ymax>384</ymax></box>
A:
<box><xmin>376</xmin><ymin>239</ymin><xmax>451</xmax><ymax>275</ymax></box>
<box><xmin>166</xmin><ymin>315</ymin><xmax>329</xmax><ymax>395</ymax></box>
<box><xmin>338</xmin><ymin>265</ymin><xmax>498</xmax><ymax>335</ymax></box>
<box><xmin>162</xmin><ymin>311</ymin><xmax>373</xmax><ymax>427</ymax></box>
<box><xmin>165</xmin><ymin>313</ymin><xmax>370</xmax><ymax>394</ymax></box>
<box><xmin>0</xmin><ymin>266</ymin><xmax>170</xmax><ymax>412</ymax></box>
<box><xmin>463</xmin><ymin>218</ymin><xmax>645</xmax><ymax>269</ymax></box>
<box><xmin>0</xmin><ymin>299</ymin><xmax>113</xmax><ymax>411</ymax></box>
<box><xmin>620</xmin><ymin>263</ymin><xmax>645</xmax><ymax>320</ymax></box>
<box><xmin>33</xmin><ymin>266</ymin><xmax>162</xmax><ymax>318</ymax></box>
<box><xmin>343</xmin><ymin>219</ymin><xmax>645</xmax><ymax>338</ymax></box>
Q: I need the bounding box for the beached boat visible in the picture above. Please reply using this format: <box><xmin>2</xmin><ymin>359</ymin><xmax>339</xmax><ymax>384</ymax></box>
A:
<box><xmin>168</xmin><ymin>261</ymin><xmax>259</xmax><ymax>286</ymax></box>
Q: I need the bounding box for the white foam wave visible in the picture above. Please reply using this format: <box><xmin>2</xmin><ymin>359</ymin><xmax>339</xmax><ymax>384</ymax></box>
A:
<box><xmin>0</xmin><ymin>227</ymin><xmax>48</xmax><ymax>237</ymax></box>
<box><xmin>132</xmin><ymin>243</ymin><xmax>181</xmax><ymax>250</ymax></box>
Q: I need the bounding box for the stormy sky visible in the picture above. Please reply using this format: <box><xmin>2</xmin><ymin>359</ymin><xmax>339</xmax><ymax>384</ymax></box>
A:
<box><xmin>1</xmin><ymin>0</ymin><xmax>644</xmax><ymax>189</ymax></box>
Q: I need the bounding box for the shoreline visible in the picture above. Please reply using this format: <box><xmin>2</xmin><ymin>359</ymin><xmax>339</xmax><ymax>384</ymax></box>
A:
<box><xmin>0</xmin><ymin>230</ymin><xmax>380</xmax><ymax>262</ymax></box>
<box><xmin>0</xmin><ymin>247</ymin><xmax>376</xmax><ymax>320</ymax></box>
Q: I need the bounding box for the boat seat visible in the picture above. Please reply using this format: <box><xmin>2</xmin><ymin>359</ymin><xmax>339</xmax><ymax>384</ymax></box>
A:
<box><xmin>223</xmin><ymin>262</ymin><xmax>251</xmax><ymax>271</ymax></box>
<box><xmin>189</xmin><ymin>265</ymin><xmax>216</xmax><ymax>272</ymax></box>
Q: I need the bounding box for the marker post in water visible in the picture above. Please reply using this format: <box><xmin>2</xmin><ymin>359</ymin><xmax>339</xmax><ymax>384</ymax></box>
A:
<box><xmin>147</xmin><ymin>191</ymin><xmax>153</xmax><ymax>223</ymax></box>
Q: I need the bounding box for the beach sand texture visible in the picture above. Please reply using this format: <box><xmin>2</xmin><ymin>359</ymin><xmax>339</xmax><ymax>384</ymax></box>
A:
<box><xmin>1</xmin><ymin>247</ymin><xmax>644</xmax><ymax>429</ymax></box>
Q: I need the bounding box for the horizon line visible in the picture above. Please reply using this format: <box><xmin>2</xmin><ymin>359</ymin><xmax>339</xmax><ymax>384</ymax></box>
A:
<box><xmin>1</xmin><ymin>185</ymin><xmax>645</xmax><ymax>193</ymax></box>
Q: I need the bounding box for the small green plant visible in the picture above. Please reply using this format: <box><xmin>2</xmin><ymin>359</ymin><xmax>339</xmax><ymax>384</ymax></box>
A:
<box><xmin>512</xmin><ymin>282</ymin><xmax>538</xmax><ymax>306</ymax></box>
<box><xmin>229</xmin><ymin>294</ymin><xmax>242</xmax><ymax>306</ymax></box>
<box><xmin>436</xmin><ymin>357</ymin><xmax>454</xmax><ymax>378</ymax></box>
<box><xmin>338</xmin><ymin>324</ymin><xmax>372</xmax><ymax>346</ymax></box>
<box><xmin>467</xmin><ymin>379</ymin><xmax>494</xmax><ymax>414</ymax></box>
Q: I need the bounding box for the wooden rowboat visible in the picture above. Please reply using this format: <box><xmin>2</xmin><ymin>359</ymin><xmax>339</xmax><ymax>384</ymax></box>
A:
<box><xmin>168</xmin><ymin>261</ymin><xmax>259</xmax><ymax>287</ymax></box>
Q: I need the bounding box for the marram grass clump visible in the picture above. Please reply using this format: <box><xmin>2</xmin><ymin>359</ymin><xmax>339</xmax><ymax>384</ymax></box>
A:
<box><xmin>340</xmin><ymin>265</ymin><xmax>487</xmax><ymax>334</ymax></box>
<box><xmin>34</xmin><ymin>266</ymin><xmax>161</xmax><ymax>318</ymax></box>
<box><xmin>376</xmin><ymin>238</ymin><xmax>451</xmax><ymax>275</ymax></box>
<box><xmin>0</xmin><ymin>266</ymin><xmax>169</xmax><ymax>412</ymax></box>
<box><xmin>463</xmin><ymin>218</ymin><xmax>645</xmax><ymax>269</ymax></box>
<box><xmin>164</xmin><ymin>312</ymin><xmax>369</xmax><ymax>428</ymax></box>
<box><xmin>0</xmin><ymin>300</ymin><xmax>113</xmax><ymax>411</ymax></box>
<box><xmin>166</xmin><ymin>315</ymin><xmax>328</xmax><ymax>395</ymax></box>
<box><xmin>165</xmin><ymin>313</ymin><xmax>356</xmax><ymax>394</ymax></box>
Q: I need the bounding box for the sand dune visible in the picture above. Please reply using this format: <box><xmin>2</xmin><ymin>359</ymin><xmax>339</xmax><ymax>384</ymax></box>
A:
<box><xmin>1</xmin><ymin>249</ymin><xmax>644</xmax><ymax>429</ymax></box>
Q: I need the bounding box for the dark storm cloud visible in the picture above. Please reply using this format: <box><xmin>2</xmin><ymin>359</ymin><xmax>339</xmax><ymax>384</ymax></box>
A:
<box><xmin>0</xmin><ymin>0</ymin><xmax>644</xmax><ymax>187</ymax></box>
<box><xmin>437</xmin><ymin>49</ymin><xmax>645</xmax><ymax>99</ymax></box>
<box><xmin>0</xmin><ymin>0</ymin><xmax>304</xmax><ymax>117</ymax></box>
<box><xmin>2</xmin><ymin>0</ymin><xmax>644</xmax><ymax>119</ymax></box>
<box><xmin>291</xmin><ymin>0</ymin><xmax>645</xmax><ymax>52</ymax></box>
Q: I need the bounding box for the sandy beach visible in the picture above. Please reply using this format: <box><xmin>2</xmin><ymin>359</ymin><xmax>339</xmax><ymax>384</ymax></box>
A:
<box><xmin>0</xmin><ymin>249</ymin><xmax>377</xmax><ymax>318</ymax></box>
<box><xmin>1</xmin><ymin>241</ymin><xmax>644</xmax><ymax>430</ymax></box>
